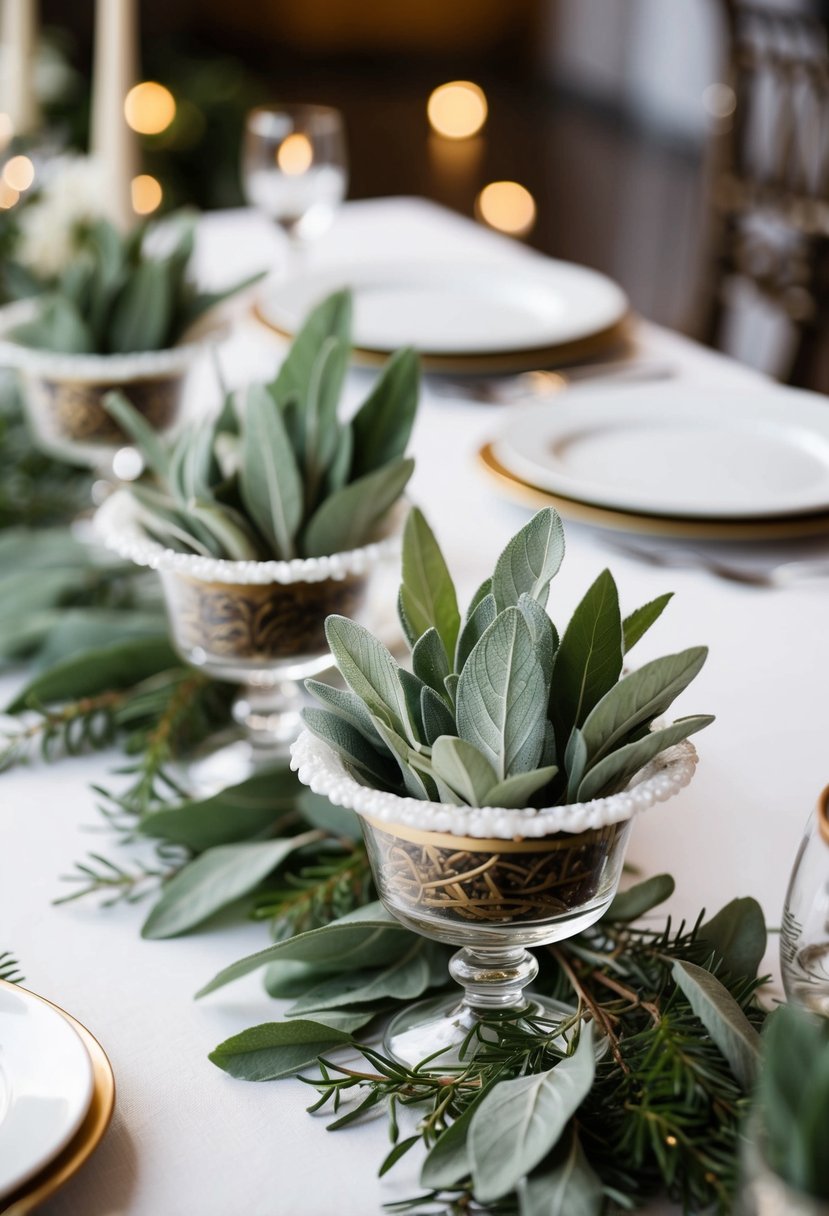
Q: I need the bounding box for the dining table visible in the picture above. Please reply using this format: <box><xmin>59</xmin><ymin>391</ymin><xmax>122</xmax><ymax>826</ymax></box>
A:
<box><xmin>2</xmin><ymin>196</ymin><xmax>826</xmax><ymax>1216</ymax></box>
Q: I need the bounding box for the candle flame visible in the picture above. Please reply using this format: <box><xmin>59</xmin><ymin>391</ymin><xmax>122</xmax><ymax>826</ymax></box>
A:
<box><xmin>125</xmin><ymin>82</ymin><xmax>176</xmax><ymax>136</ymax></box>
<box><xmin>427</xmin><ymin>82</ymin><xmax>488</xmax><ymax>140</ymax></box>
<box><xmin>131</xmin><ymin>174</ymin><xmax>163</xmax><ymax>215</ymax></box>
<box><xmin>277</xmin><ymin>133</ymin><xmax>314</xmax><ymax>176</ymax></box>
<box><xmin>476</xmin><ymin>181</ymin><xmax>536</xmax><ymax>237</ymax></box>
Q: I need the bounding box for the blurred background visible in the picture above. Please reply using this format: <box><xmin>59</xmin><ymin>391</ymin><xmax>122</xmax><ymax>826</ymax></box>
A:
<box><xmin>19</xmin><ymin>0</ymin><xmax>829</xmax><ymax>389</ymax></box>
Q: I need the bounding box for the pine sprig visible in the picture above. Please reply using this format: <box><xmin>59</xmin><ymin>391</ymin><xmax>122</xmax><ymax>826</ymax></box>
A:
<box><xmin>251</xmin><ymin>842</ymin><xmax>374</xmax><ymax>936</ymax></box>
<box><xmin>0</xmin><ymin>688</ymin><xmax>127</xmax><ymax>771</ymax></box>
<box><xmin>0</xmin><ymin>951</ymin><xmax>24</xmax><ymax>984</ymax></box>
<box><xmin>54</xmin><ymin>847</ymin><xmax>186</xmax><ymax>908</ymax></box>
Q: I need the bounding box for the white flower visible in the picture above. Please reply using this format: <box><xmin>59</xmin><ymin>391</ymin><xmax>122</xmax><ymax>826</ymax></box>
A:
<box><xmin>15</xmin><ymin>155</ymin><xmax>108</xmax><ymax>279</ymax></box>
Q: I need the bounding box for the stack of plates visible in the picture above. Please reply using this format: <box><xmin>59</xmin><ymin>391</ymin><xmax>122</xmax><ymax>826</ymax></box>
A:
<box><xmin>0</xmin><ymin>981</ymin><xmax>114</xmax><ymax>1214</ymax></box>
<box><xmin>255</xmin><ymin>257</ymin><xmax>631</xmax><ymax>374</ymax></box>
<box><xmin>482</xmin><ymin>383</ymin><xmax>829</xmax><ymax>540</ymax></box>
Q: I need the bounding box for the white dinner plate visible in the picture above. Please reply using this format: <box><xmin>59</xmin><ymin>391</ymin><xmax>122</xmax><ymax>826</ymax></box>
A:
<box><xmin>257</xmin><ymin>257</ymin><xmax>628</xmax><ymax>356</ymax></box>
<box><xmin>0</xmin><ymin>984</ymin><xmax>94</xmax><ymax>1199</ymax></box>
<box><xmin>492</xmin><ymin>383</ymin><xmax>829</xmax><ymax>520</ymax></box>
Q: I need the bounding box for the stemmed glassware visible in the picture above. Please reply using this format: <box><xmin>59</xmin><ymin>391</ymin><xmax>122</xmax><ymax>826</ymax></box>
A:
<box><xmin>291</xmin><ymin>728</ymin><xmax>699</xmax><ymax>1066</ymax></box>
<box><xmin>241</xmin><ymin>104</ymin><xmax>348</xmax><ymax>266</ymax></box>
<box><xmin>781</xmin><ymin>784</ymin><xmax>829</xmax><ymax>1013</ymax></box>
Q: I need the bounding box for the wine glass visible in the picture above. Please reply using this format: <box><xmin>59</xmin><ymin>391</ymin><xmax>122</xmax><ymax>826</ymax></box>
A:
<box><xmin>291</xmin><ymin>728</ymin><xmax>699</xmax><ymax>1066</ymax></box>
<box><xmin>781</xmin><ymin>784</ymin><xmax>829</xmax><ymax>1013</ymax></box>
<box><xmin>241</xmin><ymin>104</ymin><xmax>348</xmax><ymax>264</ymax></box>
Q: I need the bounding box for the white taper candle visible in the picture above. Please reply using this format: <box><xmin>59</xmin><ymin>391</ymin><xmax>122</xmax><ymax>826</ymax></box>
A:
<box><xmin>1</xmin><ymin>0</ymin><xmax>39</xmax><ymax>137</ymax></box>
<box><xmin>90</xmin><ymin>0</ymin><xmax>139</xmax><ymax>231</ymax></box>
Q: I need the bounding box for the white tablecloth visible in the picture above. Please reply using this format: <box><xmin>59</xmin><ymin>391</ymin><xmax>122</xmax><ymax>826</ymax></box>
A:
<box><xmin>2</xmin><ymin>199</ymin><xmax>825</xmax><ymax>1216</ymax></box>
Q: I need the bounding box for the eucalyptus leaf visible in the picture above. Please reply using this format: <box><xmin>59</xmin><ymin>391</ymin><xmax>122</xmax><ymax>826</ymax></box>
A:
<box><xmin>605</xmin><ymin>873</ymin><xmax>675</xmax><ymax>923</ymax></box>
<box><xmin>139</xmin><ymin>770</ymin><xmax>300</xmax><ymax>851</ymax></box>
<box><xmin>469</xmin><ymin>1023</ymin><xmax>595</xmax><ymax>1202</ymax></box>
<box><xmin>456</xmin><ymin>607</ymin><xmax>547</xmax><ymax>779</ymax></box>
<box><xmin>698</xmin><ymin>897</ymin><xmax>767</xmax><ymax>983</ymax></box>
<box><xmin>492</xmin><ymin>507</ymin><xmax>565</xmax><ymax>611</ymax></box>
<box><xmin>142</xmin><ymin>832</ymin><xmax>321</xmax><ymax>939</ymax></box>
<box><xmin>518</xmin><ymin>1133</ymin><xmax>603</xmax><ymax>1216</ymax></box>
<box><xmin>208</xmin><ymin>1019</ymin><xmax>351</xmax><ymax>1081</ymax></box>
<box><xmin>287</xmin><ymin>941</ymin><xmax>439</xmax><ymax>1013</ymax></box>
<box><xmin>297</xmin><ymin>791</ymin><xmax>361</xmax><ymax>840</ymax></box>
<box><xmin>420</xmin><ymin>1080</ymin><xmax>500</xmax><ymax>1188</ymax></box>
<box><xmin>7</xmin><ymin>637</ymin><xmax>178</xmax><ymax>712</ymax></box>
<box><xmin>671</xmin><ymin>959</ymin><xmax>761</xmax><ymax>1088</ymax></box>
<box><xmin>197</xmin><ymin>908</ymin><xmax>406</xmax><ymax>996</ymax></box>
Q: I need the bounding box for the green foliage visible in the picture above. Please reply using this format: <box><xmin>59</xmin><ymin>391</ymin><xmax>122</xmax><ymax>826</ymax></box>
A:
<box><xmin>308</xmin><ymin>507</ymin><xmax>712</xmax><ymax>808</ymax></box>
<box><xmin>206</xmin><ymin>876</ymin><xmax>767</xmax><ymax>1215</ymax></box>
<box><xmin>756</xmin><ymin>1004</ymin><xmax>829</xmax><ymax>1201</ymax></box>
<box><xmin>0</xmin><ymin>951</ymin><xmax>23</xmax><ymax>984</ymax></box>
<box><xmin>7</xmin><ymin>214</ymin><xmax>262</xmax><ymax>355</ymax></box>
<box><xmin>111</xmin><ymin>290</ymin><xmax>418</xmax><ymax>561</ymax></box>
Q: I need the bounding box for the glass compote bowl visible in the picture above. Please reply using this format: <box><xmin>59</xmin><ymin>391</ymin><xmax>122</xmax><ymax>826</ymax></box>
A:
<box><xmin>781</xmin><ymin>784</ymin><xmax>829</xmax><ymax>1013</ymax></box>
<box><xmin>291</xmin><ymin>728</ymin><xmax>699</xmax><ymax>1066</ymax></box>
<box><xmin>242</xmin><ymin>104</ymin><xmax>348</xmax><ymax>266</ymax></box>
<box><xmin>0</xmin><ymin>299</ymin><xmax>205</xmax><ymax>480</ymax></box>
<box><xmin>96</xmin><ymin>491</ymin><xmax>402</xmax><ymax>792</ymax></box>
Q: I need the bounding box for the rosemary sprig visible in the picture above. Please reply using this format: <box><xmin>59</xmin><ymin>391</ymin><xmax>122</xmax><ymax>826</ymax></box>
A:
<box><xmin>54</xmin><ymin>846</ymin><xmax>187</xmax><ymax>908</ymax></box>
<box><xmin>0</xmin><ymin>951</ymin><xmax>24</xmax><ymax>984</ymax></box>
<box><xmin>251</xmin><ymin>841</ymin><xmax>374</xmax><ymax>936</ymax></box>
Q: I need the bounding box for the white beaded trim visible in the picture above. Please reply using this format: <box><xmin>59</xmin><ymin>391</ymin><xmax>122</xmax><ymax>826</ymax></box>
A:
<box><xmin>290</xmin><ymin>728</ymin><xmax>698</xmax><ymax>839</ymax></box>
<box><xmin>0</xmin><ymin>299</ymin><xmax>207</xmax><ymax>379</ymax></box>
<box><xmin>95</xmin><ymin>490</ymin><xmax>404</xmax><ymax>585</ymax></box>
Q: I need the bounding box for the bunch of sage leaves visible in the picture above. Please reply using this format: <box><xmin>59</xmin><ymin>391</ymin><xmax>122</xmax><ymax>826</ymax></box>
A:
<box><xmin>305</xmin><ymin>506</ymin><xmax>713</xmax><ymax>807</ymax></box>
<box><xmin>107</xmin><ymin>289</ymin><xmax>419</xmax><ymax>560</ymax></box>
<box><xmin>6</xmin><ymin>213</ymin><xmax>262</xmax><ymax>355</ymax></box>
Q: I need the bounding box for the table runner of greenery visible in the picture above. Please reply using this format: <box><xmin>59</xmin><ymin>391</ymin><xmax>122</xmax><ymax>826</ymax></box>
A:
<box><xmin>0</xmin><ymin>374</ymin><xmax>773</xmax><ymax>1215</ymax></box>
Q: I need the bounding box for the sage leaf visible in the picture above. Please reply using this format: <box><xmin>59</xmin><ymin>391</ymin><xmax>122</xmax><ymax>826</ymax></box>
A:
<box><xmin>517</xmin><ymin>592</ymin><xmax>557</xmax><ymax>682</ymax></box>
<box><xmin>579</xmin><ymin>647</ymin><xmax>709</xmax><ymax>766</ymax></box>
<box><xmin>288</xmin><ymin>941</ymin><xmax>438</xmax><ymax>1012</ymax></box>
<box><xmin>564</xmin><ymin>727</ymin><xmax>588</xmax><ymax>802</ymax></box>
<box><xmin>239</xmin><ymin>383</ymin><xmax>304</xmax><ymax>559</ymax></box>
<box><xmin>10</xmin><ymin>295</ymin><xmax>94</xmax><ymax>353</ymax></box>
<box><xmin>196</xmin><ymin>907</ymin><xmax>407</xmax><ymax>996</ymax></box>
<box><xmin>270</xmin><ymin>289</ymin><xmax>352</xmax><ymax>406</ymax></box>
<box><xmin>483</xmin><ymin>765</ymin><xmax>558</xmax><ymax>808</ymax></box>
<box><xmin>605</xmin><ymin>873</ymin><xmax>675</xmax><ymax>923</ymax></box>
<box><xmin>430</xmin><ymin>736</ymin><xmax>499</xmax><ymax>805</ymax></box>
<box><xmin>208</xmin><ymin>1019</ymin><xmax>351</xmax><ymax>1081</ymax></box>
<box><xmin>7</xmin><ymin>637</ymin><xmax>177</xmax><ymax>712</ymax></box>
<box><xmin>420</xmin><ymin>685</ymin><xmax>456</xmax><ymax>746</ymax></box>
<box><xmin>304</xmin><ymin>335</ymin><xmax>349</xmax><ymax>503</ymax></box>
<box><xmin>550</xmin><ymin>569</ymin><xmax>623</xmax><ymax>749</ymax></box>
<box><xmin>298</xmin><ymin>791</ymin><xmax>360</xmax><ymax>839</ymax></box>
<box><xmin>518</xmin><ymin>1133</ymin><xmax>603</xmax><ymax>1216</ymax></box>
<box><xmin>469</xmin><ymin>1023</ymin><xmax>595</xmax><ymax>1201</ymax></box>
<box><xmin>420</xmin><ymin>1081</ymin><xmax>499</xmax><ymax>1188</ymax></box>
<box><xmin>698</xmin><ymin>897</ymin><xmax>767</xmax><ymax>983</ymax></box>
<box><xmin>412</xmin><ymin>627</ymin><xmax>452</xmax><ymax>700</ymax></box>
<box><xmin>351</xmin><ymin>346</ymin><xmax>419</xmax><ymax>477</ymax></box>
<box><xmin>302</xmin><ymin>706</ymin><xmax>399</xmax><ymax>787</ymax></box>
<box><xmin>102</xmin><ymin>390</ymin><xmax>170</xmax><ymax>479</ymax></box>
<box><xmin>108</xmin><ymin>257</ymin><xmax>173</xmax><ymax>353</ymax></box>
<box><xmin>31</xmin><ymin>609</ymin><xmax>165</xmax><ymax>670</ymax></box>
<box><xmin>324</xmin><ymin>616</ymin><xmax>410</xmax><ymax>736</ymax></box>
<box><xmin>187</xmin><ymin>500</ymin><xmax>261</xmax><ymax>560</ymax></box>
<box><xmin>304</xmin><ymin>679</ymin><xmax>391</xmax><ymax>753</ymax></box>
<box><xmin>284</xmin><ymin>1006</ymin><xmax>378</xmax><ymax>1033</ymax></box>
<box><xmin>671</xmin><ymin>959</ymin><xmax>761</xmax><ymax>1088</ymax></box>
<box><xmin>492</xmin><ymin>507</ymin><xmax>565</xmax><ymax>611</ymax></box>
<box><xmin>302</xmin><ymin>457</ymin><xmax>413</xmax><ymax>557</ymax></box>
<box><xmin>139</xmin><ymin>770</ymin><xmax>300</xmax><ymax>851</ymax></box>
<box><xmin>577</xmin><ymin>714</ymin><xmax>713</xmax><ymax>801</ymax></box>
<box><xmin>622</xmin><ymin>592</ymin><xmax>673</xmax><ymax>653</ymax></box>
<box><xmin>142</xmin><ymin>832</ymin><xmax>321</xmax><ymax>939</ymax></box>
<box><xmin>399</xmin><ymin>507</ymin><xmax>460</xmax><ymax>659</ymax></box>
<box><xmin>455</xmin><ymin>592</ymin><xmax>496</xmax><ymax>672</ymax></box>
<box><xmin>456</xmin><ymin>607</ymin><xmax>547</xmax><ymax>779</ymax></box>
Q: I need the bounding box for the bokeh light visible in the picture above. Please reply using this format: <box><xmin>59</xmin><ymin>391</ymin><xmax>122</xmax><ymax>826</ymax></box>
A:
<box><xmin>0</xmin><ymin>181</ymin><xmax>19</xmax><ymax>209</ymax></box>
<box><xmin>427</xmin><ymin>81</ymin><xmax>488</xmax><ymax>140</ymax></box>
<box><xmin>2</xmin><ymin>155</ymin><xmax>34</xmax><ymax>192</ymax></box>
<box><xmin>476</xmin><ymin>181</ymin><xmax>536</xmax><ymax>237</ymax></box>
<box><xmin>277</xmin><ymin>132</ymin><xmax>313</xmax><ymax>175</ymax></box>
<box><xmin>131</xmin><ymin>174</ymin><xmax>163</xmax><ymax>215</ymax></box>
<box><xmin>124</xmin><ymin>81</ymin><xmax>176</xmax><ymax>135</ymax></box>
<box><xmin>702</xmin><ymin>82</ymin><xmax>737</xmax><ymax>119</ymax></box>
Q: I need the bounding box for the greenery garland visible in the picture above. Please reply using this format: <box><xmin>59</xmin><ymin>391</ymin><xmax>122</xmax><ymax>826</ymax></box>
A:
<box><xmin>0</xmin><ymin>371</ymin><xmax>778</xmax><ymax>1216</ymax></box>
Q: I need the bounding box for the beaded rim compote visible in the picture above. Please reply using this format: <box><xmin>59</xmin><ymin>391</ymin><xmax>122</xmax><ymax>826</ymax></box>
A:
<box><xmin>96</xmin><ymin>491</ymin><xmax>404</xmax><ymax>789</ymax></box>
<box><xmin>291</xmin><ymin>727</ymin><xmax>698</xmax><ymax>1065</ymax></box>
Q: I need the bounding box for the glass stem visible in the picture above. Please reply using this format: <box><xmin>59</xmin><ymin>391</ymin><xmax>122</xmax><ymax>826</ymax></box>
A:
<box><xmin>448</xmin><ymin>946</ymin><xmax>539</xmax><ymax>1012</ymax></box>
<box><xmin>232</xmin><ymin>680</ymin><xmax>304</xmax><ymax>756</ymax></box>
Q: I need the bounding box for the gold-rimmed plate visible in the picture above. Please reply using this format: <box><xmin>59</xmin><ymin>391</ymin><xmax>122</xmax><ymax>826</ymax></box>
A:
<box><xmin>478</xmin><ymin>442</ymin><xmax>829</xmax><ymax>541</ymax></box>
<box><xmin>0</xmin><ymin>982</ymin><xmax>115</xmax><ymax>1216</ymax></box>
<box><xmin>253</xmin><ymin>257</ymin><xmax>633</xmax><ymax>374</ymax></box>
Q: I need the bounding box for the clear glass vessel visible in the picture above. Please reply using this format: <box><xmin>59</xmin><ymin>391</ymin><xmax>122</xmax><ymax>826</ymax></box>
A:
<box><xmin>242</xmin><ymin>104</ymin><xmax>348</xmax><ymax>257</ymax></box>
<box><xmin>291</xmin><ymin>728</ymin><xmax>699</xmax><ymax>1065</ymax></box>
<box><xmin>0</xmin><ymin>299</ymin><xmax>203</xmax><ymax>473</ymax></box>
<box><xmin>781</xmin><ymin>785</ymin><xmax>829</xmax><ymax>1013</ymax></box>
<box><xmin>96</xmin><ymin>491</ymin><xmax>402</xmax><ymax>791</ymax></box>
